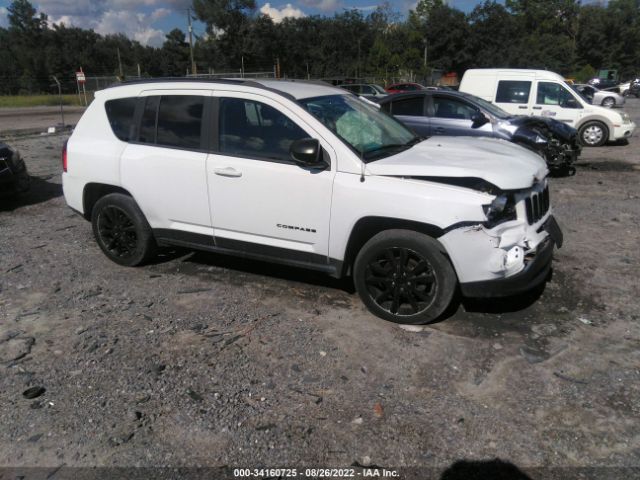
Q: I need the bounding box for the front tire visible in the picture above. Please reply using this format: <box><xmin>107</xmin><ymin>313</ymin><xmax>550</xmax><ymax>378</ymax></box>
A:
<box><xmin>579</xmin><ymin>121</ymin><xmax>608</xmax><ymax>147</ymax></box>
<box><xmin>353</xmin><ymin>230</ymin><xmax>457</xmax><ymax>324</ymax></box>
<box><xmin>91</xmin><ymin>193</ymin><xmax>156</xmax><ymax>266</ymax></box>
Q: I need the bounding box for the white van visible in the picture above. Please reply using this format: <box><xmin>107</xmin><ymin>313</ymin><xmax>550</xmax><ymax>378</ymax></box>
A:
<box><xmin>459</xmin><ymin>69</ymin><xmax>636</xmax><ymax>147</ymax></box>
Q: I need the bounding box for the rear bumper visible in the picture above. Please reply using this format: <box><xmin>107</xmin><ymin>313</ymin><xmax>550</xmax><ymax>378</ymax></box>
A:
<box><xmin>460</xmin><ymin>216</ymin><xmax>563</xmax><ymax>298</ymax></box>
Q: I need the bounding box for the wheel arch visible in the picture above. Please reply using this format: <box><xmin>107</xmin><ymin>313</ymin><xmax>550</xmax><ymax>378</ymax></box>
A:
<box><xmin>339</xmin><ymin>216</ymin><xmax>446</xmax><ymax>277</ymax></box>
<box><xmin>575</xmin><ymin>115</ymin><xmax>613</xmax><ymax>135</ymax></box>
<box><xmin>82</xmin><ymin>183</ymin><xmax>133</xmax><ymax>221</ymax></box>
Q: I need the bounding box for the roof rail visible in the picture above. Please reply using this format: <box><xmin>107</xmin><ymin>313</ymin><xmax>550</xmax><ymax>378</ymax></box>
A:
<box><xmin>102</xmin><ymin>77</ymin><xmax>305</xmax><ymax>101</ymax></box>
<box><xmin>105</xmin><ymin>77</ymin><xmax>264</xmax><ymax>89</ymax></box>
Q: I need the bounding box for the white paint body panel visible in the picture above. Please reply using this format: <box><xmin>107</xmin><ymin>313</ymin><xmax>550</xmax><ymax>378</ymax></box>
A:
<box><xmin>366</xmin><ymin>136</ymin><xmax>548</xmax><ymax>190</ymax></box>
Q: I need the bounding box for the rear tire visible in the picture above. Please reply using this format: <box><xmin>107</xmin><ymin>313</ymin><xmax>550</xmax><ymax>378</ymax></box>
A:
<box><xmin>91</xmin><ymin>193</ymin><xmax>156</xmax><ymax>266</ymax></box>
<box><xmin>578</xmin><ymin>121</ymin><xmax>608</xmax><ymax>147</ymax></box>
<box><xmin>353</xmin><ymin>230</ymin><xmax>457</xmax><ymax>324</ymax></box>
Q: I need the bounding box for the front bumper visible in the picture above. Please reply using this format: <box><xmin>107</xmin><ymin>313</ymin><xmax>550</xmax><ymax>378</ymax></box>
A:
<box><xmin>459</xmin><ymin>216</ymin><xmax>563</xmax><ymax>298</ymax></box>
<box><xmin>612</xmin><ymin>121</ymin><xmax>636</xmax><ymax>141</ymax></box>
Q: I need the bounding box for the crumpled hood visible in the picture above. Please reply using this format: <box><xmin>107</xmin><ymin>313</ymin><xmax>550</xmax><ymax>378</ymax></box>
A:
<box><xmin>366</xmin><ymin>136</ymin><xmax>548</xmax><ymax>190</ymax></box>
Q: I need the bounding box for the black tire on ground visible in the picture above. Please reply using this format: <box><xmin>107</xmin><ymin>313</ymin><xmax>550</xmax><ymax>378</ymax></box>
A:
<box><xmin>353</xmin><ymin>229</ymin><xmax>457</xmax><ymax>324</ymax></box>
<box><xmin>91</xmin><ymin>193</ymin><xmax>157</xmax><ymax>267</ymax></box>
<box><xmin>578</xmin><ymin>120</ymin><xmax>609</xmax><ymax>147</ymax></box>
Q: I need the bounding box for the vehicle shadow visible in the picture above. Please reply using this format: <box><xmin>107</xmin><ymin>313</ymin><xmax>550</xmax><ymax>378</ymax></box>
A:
<box><xmin>604</xmin><ymin>138</ymin><xmax>630</xmax><ymax>147</ymax></box>
<box><xmin>440</xmin><ymin>458</ymin><xmax>532</xmax><ymax>479</ymax></box>
<box><xmin>173</xmin><ymin>250</ymin><xmax>357</xmax><ymax>293</ymax></box>
<box><xmin>434</xmin><ymin>272</ymin><xmax>549</xmax><ymax>324</ymax></box>
<box><xmin>0</xmin><ymin>176</ymin><xmax>62</xmax><ymax>212</ymax></box>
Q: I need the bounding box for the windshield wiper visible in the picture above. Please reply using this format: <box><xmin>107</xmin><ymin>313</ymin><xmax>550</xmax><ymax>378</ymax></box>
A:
<box><xmin>363</xmin><ymin>137</ymin><xmax>422</xmax><ymax>160</ymax></box>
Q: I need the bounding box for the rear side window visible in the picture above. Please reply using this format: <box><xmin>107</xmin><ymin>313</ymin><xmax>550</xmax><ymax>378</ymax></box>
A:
<box><xmin>496</xmin><ymin>80</ymin><xmax>531</xmax><ymax>103</ymax></box>
<box><xmin>156</xmin><ymin>96</ymin><xmax>205</xmax><ymax>149</ymax></box>
<box><xmin>105</xmin><ymin>98</ymin><xmax>137</xmax><ymax>141</ymax></box>
<box><xmin>391</xmin><ymin>96</ymin><xmax>424</xmax><ymax>116</ymax></box>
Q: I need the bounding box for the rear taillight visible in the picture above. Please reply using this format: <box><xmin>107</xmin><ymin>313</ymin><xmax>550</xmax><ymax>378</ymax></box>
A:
<box><xmin>62</xmin><ymin>140</ymin><xmax>68</xmax><ymax>172</ymax></box>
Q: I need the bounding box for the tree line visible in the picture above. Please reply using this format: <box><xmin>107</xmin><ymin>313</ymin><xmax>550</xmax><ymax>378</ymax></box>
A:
<box><xmin>1</xmin><ymin>0</ymin><xmax>638</xmax><ymax>95</ymax></box>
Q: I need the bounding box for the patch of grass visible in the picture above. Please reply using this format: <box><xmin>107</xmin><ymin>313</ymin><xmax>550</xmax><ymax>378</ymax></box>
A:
<box><xmin>0</xmin><ymin>94</ymin><xmax>93</xmax><ymax>108</ymax></box>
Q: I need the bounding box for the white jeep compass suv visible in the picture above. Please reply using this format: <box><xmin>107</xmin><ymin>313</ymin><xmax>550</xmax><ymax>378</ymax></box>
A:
<box><xmin>62</xmin><ymin>79</ymin><xmax>563</xmax><ymax>324</ymax></box>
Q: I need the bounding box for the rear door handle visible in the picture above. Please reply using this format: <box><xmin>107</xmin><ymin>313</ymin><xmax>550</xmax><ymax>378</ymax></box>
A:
<box><xmin>434</xmin><ymin>127</ymin><xmax>446</xmax><ymax>133</ymax></box>
<box><xmin>213</xmin><ymin>167</ymin><xmax>242</xmax><ymax>178</ymax></box>
<box><xmin>532</xmin><ymin>106</ymin><xmax>542</xmax><ymax>110</ymax></box>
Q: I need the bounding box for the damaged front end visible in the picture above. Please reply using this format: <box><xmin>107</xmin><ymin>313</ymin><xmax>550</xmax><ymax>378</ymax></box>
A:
<box><xmin>438</xmin><ymin>180</ymin><xmax>563</xmax><ymax>298</ymax></box>
<box><xmin>499</xmin><ymin>117</ymin><xmax>581</xmax><ymax>176</ymax></box>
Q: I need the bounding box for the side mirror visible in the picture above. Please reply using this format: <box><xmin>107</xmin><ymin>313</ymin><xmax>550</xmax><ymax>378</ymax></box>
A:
<box><xmin>471</xmin><ymin>111</ymin><xmax>489</xmax><ymax>129</ymax></box>
<box><xmin>289</xmin><ymin>138</ymin><xmax>328</xmax><ymax>169</ymax></box>
<box><xmin>563</xmin><ymin>98</ymin><xmax>580</xmax><ymax>109</ymax></box>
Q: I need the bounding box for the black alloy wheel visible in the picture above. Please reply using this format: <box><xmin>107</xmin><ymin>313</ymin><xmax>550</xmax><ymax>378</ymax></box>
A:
<box><xmin>97</xmin><ymin>205</ymin><xmax>138</xmax><ymax>260</ymax></box>
<box><xmin>354</xmin><ymin>230</ymin><xmax>457</xmax><ymax>324</ymax></box>
<box><xmin>364</xmin><ymin>247</ymin><xmax>437</xmax><ymax>316</ymax></box>
<box><xmin>91</xmin><ymin>193</ymin><xmax>156</xmax><ymax>266</ymax></box>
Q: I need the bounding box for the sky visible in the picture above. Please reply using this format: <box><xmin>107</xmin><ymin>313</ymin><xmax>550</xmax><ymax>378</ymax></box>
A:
<box><xmin>0</xmin><ymin>0</ymin><xmax>490</xmax><ymax>48</ymax></box>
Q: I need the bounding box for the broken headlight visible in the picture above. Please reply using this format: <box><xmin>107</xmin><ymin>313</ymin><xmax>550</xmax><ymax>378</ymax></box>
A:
<box><xmin>483</xmin><ymin>194</ymin><xmax>517</xmax><ymax>227</ymax></box>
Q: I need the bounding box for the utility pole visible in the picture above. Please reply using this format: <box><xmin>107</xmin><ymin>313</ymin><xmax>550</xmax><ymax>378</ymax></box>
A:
<box><xmin>187</xmin><ymin>8</ymin><xmax>196</xmax><ymax>75</ymax></box>
<box><xmin>423</xmin><ymin>39</ymin><xmax>428</xmax><ymax>68</ymax></box>
<box><xmin>117</xmin><ymin>47</ymin><xmax>124</xmax><ymax>79</ymax></box>
<box><xmin>52</xmin><ymin>76</ymin><xmax>65</xmax><ymax>127</ymax></box>
<box><xmin>357</xmin><ymin>38</ymin><xmax>361</xmax><ymax>79</ymax></box>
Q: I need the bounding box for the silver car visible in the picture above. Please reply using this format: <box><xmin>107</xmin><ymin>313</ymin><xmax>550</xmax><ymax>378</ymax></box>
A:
<box><xmin>572</xmin><ymin>83</ymin><xmax>625</xmax><ymax>108</ymax></box>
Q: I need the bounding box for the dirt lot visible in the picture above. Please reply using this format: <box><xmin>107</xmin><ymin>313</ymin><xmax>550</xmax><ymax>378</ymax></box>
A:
<box><xmin>1</xmin><ymin>101</ymin><xmax>639</xmax><ymax>479</ymax></box>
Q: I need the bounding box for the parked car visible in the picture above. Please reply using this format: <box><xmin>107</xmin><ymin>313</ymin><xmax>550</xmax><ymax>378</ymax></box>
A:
<box><xmin>0</xmin><ymin>141</ymin><xmax>30</xmax><ymax>197</ymax></box>
<box><xmin>587</xmin><ymin>77</ymin><xmax>620</xmax><ymax>91</ymax></box>
<box><xmin>340</xmin><ymin>83</ymin><xmax>388</xmax><ymax>100</ymax></box>
<box><xmin>619</xmin><ymin>78</ymin><xmax>640</xmax><ymax>98</ymax></box>
<box><xmin>378</xmin><ymin>90</ymin><xmax>580</xmax><ymax>175</ymax></box>
<box><xmin>571</xmin><ymin>84</ymin><xmax>625</xmax><ymax>108</ymax></box>
<box><xmin>385</xmin><ymin>82</ymin><xmax>425</xmax><ymax>94</ymax></box>
<box><xmin>459</xmin><ymin>69</ymin><xmax>636</xmax><ymax>147</ymax></box>
<box><xmin>63</xmin><ymin>78</ymin><xmax>562</xmax><ymax>324</ymax></box>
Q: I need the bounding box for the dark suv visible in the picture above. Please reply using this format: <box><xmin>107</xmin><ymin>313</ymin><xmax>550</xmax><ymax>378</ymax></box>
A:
<box><xmin>378</xmin><ymin>90</ymin><xmax>581</xmax><ymax>175</ymax></box>
<box><xmin>0</xmin><ymin>142</ymin><xmax>30</xmax><ymax>196</ymax></box>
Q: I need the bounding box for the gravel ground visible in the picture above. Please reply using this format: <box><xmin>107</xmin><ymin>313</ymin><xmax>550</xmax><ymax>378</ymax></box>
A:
<box><xmin>1</xmin><ymin>100</ymin><xmax>639</xmax><ymax>479</ymax></box>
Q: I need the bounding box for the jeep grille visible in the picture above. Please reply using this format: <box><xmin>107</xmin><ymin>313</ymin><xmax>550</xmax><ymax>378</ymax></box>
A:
<box><xmin>525</xmin><ymin>185</ymin><xmax>550</xmax><ymax>224</ymax></box>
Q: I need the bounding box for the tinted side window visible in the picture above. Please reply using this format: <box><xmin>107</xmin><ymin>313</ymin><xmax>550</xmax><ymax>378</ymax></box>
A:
<box><xmin>391</xmin><ymin>97</ymin><xmax>424</xmax><ymax>116</ymax></box>
<box><xmin>219</xmin><ymin>98</ymin><xmax>308</xmax><ymax>162</ymax></box>
<box><xmin>496</xmin><ymin>80</ymin><xmax>531</xmax><ymax>103</ymax></box>
<box><xmin>105</xmin><ymin>98</ymin><xmax>137</xmax><ymax>141</ymax></box>
<box><xmin>156</xmin><ymin>95</ymin><xmax>205</xmax><ymax>149</ymax></box>
<box><xmin>433</xmin><ymin>97</ymin><xmax>477</xmax><ymax>120</ymax></box>
<box><xmin>139</xmin><ymin>96</ymin><xmax>159</xmax><ymax>144</ymax></box>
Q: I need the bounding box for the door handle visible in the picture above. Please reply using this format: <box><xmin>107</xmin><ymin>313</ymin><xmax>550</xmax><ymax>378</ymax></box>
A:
<box><xmin>213</xmin><ymin>167</ymin><xmax>242</xmax><ymax>178</ymax></box>
<box><xmin>434</xmin><ymin>127</ymin><xmax>445</xmax><ymax>133</ymax></box>
<box><xmin>518</xmin><ymin>106</ymin><xmax>528</xmax><ymax>109</ymax></box>
<box><xmin>532</xmin><ymin>106</ymin><xmax>542</xmax><ymax>110</ymax></box>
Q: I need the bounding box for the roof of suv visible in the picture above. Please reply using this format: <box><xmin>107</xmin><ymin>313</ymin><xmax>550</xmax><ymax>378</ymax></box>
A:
<box><xmin>104</xmin><ymin>78</ymin><xmax>346</xmax><ymax>101</ymax></box>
